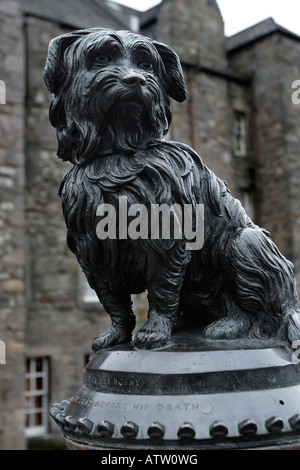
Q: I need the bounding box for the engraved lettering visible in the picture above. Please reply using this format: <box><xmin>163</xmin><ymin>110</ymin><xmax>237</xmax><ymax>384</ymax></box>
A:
<box><xmin>132</xmin><ymin>403</ymin><xmax>149</xmax><ymax>411</ymax></box>
<box><xmin>75</xmin><ymin>397</ymin><xmax>93</xmax><ymax>407</ymax></box>
<box><xmin>155</xmin><ymin>402</ymin><xmax>202</xmax><ymax>411</ymax></box>
<box><xmin>93</xmin><ymin>400</ymin><xmax>127</xmax><ymax>410</ymax></box>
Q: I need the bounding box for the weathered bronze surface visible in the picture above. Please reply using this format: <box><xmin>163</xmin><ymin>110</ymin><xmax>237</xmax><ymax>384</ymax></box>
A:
<box><xmin>44</xmin><ymin>28</ymin><xmax>300</xmax><ymax>450</ymax></box>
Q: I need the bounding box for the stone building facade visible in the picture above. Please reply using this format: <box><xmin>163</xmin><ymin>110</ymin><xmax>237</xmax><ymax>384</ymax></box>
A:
<box><xmin>0</xmin><ymin>0</ymin><xmax>299</xmax><ymax>449</ymax></box>
<box><xmin>0</xmin><ymin>0</ymin><xmax>26</xmax><ymax>450</ymax></box>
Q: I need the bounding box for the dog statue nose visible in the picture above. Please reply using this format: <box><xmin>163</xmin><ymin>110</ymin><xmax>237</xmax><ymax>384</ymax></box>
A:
<box><xmin>122</xmin><ymin>72</ymin><xmax>146</xmax><ymax>87</ymax></box>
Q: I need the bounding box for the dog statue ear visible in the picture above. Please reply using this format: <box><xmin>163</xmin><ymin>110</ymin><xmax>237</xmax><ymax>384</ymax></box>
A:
<box><xmin>44</xmin><ymin>31</ymin><xmax>82</xmax><ymax>93</ymax></box>
<box><xmin>44</xmin><ymin>28</ymin><xmax>109</xmax><ymax>93</ymax></box>
<box><xmin>152</xmin><ymin>41</ymin><xmax>187</xmax><ymax>103</ymax></box>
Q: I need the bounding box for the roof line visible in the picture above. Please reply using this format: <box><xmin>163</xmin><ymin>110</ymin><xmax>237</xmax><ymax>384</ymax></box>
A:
<box><xmin>227</xmin><ymin>17</ymin><xmax>300</xmax><ymax>53</ymax></box>
<box><xmin>22</xmin><ymin>0</ymin><xmax>130</xmax><ymax>31</ymax></box>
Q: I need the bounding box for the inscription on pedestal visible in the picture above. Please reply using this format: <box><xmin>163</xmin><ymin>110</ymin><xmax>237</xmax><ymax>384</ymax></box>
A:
<box><xmin>72</xmin><ymin>394</ymin><xmax>213</xmax><ymax>415</ymax></box>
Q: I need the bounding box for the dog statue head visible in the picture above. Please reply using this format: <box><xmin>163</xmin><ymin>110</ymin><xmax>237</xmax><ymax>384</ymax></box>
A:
<box><xmin>44</xmin><ymin>28</ymin><xmax>187</xmax><ymax>164</ymax></box>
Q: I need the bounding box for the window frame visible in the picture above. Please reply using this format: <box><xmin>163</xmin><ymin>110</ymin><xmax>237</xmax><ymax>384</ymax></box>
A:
<box><xmin>233</xmin><ymin>110</ymin><xmax>247</xmax><ymax>157</ymax></box>
<box><xmin>24</xmin><ymin>357</ymin><xmax>49</xmax><ymax>437</ymax></box>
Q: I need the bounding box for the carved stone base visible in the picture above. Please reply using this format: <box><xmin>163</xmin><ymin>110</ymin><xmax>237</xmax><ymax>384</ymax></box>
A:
<box><xmin>50</xmin><ymin>329</ymin><xmax>300</xmax><ymax>450</ymax></box>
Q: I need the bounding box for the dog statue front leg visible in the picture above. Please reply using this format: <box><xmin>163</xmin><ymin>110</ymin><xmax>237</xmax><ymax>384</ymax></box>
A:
<box><xmin>134</xmin><ymin>248</ymin><xmax>190</xmax><ymax>350</ymax></box>
<box><xmin>91</xmin><ymin>280</ymin><xmax>136</xmax><ymax>351</ymax></box>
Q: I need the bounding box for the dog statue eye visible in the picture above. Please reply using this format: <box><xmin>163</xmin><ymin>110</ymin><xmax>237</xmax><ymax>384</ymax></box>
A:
<box><xmin>138</xmin><ymin>61</ymin><xmax>153</xmax><ymax>70</ymax></box>
<box><xmin>94</xmin><ymin>55</ymin><xmax>112</xmax><ymax>66</ymax></box>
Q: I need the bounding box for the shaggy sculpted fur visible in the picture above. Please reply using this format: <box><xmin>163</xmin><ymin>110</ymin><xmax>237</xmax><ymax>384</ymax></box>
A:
<box><xmin>44</xmin><ymin>28</ymin><xmax>300</xmax><ymax>350</ymax></box>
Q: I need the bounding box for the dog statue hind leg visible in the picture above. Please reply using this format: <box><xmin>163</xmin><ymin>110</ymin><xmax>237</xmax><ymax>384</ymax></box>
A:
<box><xmin>203</xmin><ymin>225</ymin><xmax>300</xmax><ymax>342</ymax></box>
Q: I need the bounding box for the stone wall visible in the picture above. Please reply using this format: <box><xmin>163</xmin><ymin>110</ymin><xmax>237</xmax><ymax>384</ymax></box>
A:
<box><xmin>0</xmin><ymin>0</ymin><xmax>26</xmax><ymax>450</ymax></box>
<box><xmin>229</xmin><ymin>32</ymin><xmax>300</xmax><ymax>288</ymax></box>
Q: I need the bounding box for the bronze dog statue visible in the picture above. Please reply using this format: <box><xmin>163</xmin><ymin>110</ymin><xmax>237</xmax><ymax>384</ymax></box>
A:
<box><xmin>44</xmin><ymin>28</ymin><xmax>300</xmax><ymax>350</ymax></box>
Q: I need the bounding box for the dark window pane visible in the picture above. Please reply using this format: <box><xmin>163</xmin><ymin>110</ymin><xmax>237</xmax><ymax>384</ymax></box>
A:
<box><xmin>36</xmin><ymin>358</ymin><xmax>44</xmax><ymax>372</ymax></box>
<box><xmin>36</xmin><ymin>376</ymin><xmax>43</xmax><ymax>390</ymax></box>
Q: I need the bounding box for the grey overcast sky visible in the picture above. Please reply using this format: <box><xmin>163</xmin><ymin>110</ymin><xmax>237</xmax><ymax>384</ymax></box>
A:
<box><xmin>111</xmin><ymin>0</ymin><xmax>300</xmax><ymax>37</ymax></box>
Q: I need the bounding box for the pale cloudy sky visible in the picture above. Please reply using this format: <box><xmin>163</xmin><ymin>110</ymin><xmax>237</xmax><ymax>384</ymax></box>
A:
<box><xmin>111</xmin><ymin>0</ymin><xmax>300</xmax><ymax>37</ymax></box>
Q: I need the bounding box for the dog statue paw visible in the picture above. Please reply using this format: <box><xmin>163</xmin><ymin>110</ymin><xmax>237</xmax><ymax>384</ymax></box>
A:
<box><xmin>92</xmin><ymin>325</ymin><xmax>133</xmax><ymax>352</ymax></box>
<box><xmin>134</xmin><ymin>313</ymin><xmax>173</xmax><ymax>350</ymax></box>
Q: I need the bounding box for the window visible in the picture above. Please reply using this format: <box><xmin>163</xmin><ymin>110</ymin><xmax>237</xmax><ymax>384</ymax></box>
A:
<box><xmin>233</xmin><ymin>111</ymin><xmax>247</xmax><ymax>156</ymax></box>
<box><xmin>25</xmin><ymin>357</ymin><xmax>49</xmax><ymax>437</ymax></box>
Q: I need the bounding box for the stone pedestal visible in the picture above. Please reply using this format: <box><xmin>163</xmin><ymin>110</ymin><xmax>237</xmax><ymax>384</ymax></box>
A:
<box><xmin>50</xmin><ymin>329</ymin><xmax>300</xmax><ymax>450</ymax></box>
